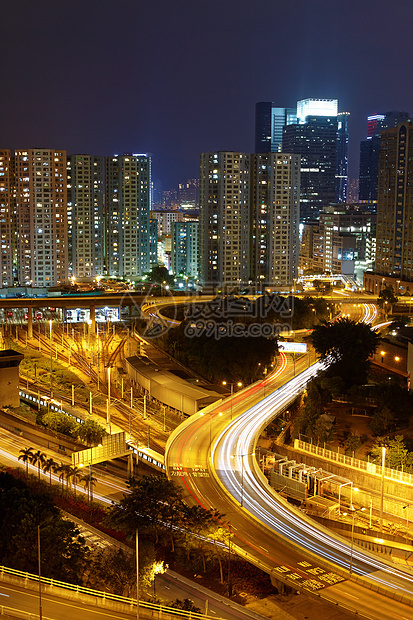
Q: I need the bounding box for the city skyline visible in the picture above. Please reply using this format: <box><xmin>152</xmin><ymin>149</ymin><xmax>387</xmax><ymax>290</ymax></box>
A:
<box><xmin>2</xmin><ymin>1</ymin><xmax>413</xmax><ymax>190</ymax></box>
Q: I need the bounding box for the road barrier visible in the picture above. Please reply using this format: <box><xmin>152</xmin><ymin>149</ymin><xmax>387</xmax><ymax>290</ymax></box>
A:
<box><xmin>0</xmin><ymin>565</ymin><xmax>223</xmax><ymax>620</ymax></box>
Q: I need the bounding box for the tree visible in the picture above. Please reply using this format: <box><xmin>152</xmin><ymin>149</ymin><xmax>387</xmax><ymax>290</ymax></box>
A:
<box><xmin>106</xmin><ymin>475</ymin><xmax>183</xmax><ymax>546</ymax></box>
<box><xmin>370</xmin><ymin>436</ymin><xmax>412</xmax><ymax>470</ymax></box>
<box><xmin>18</xmin><ymin>447</ymin><xmax>35</xmax><ymax>477</ymax></box>
<box><xmin>31</xmin><ymin>450</ymin><xmax>47</xmax><ymax>480</ymax></box>
<box><xmin>77</xmin><ymin>419</ymin><xmax>106</xmax><ymax>445</ymax></box>
<box><xmin>0</xmin><ymin>471</ymin><xmax>89</xmax><ymax>583</ymax></box>
<box><xmin>42</xmin><ymin>457</ymin><xmax>58</xmax><ymax>485</ymax></box>
<box><xmin>370</xmin><ymin>407</ymin><xmax>396</xmax><ymax>436</ymax></box>
<box><xmin>81</xmin><ymin>472</ymin><xmax>97</xmax><ymax>502</ymax></box>
<box><xmin>378</xmin><ymin>286</ymin><xmax>398</xmax><ymax>316</ymax></box>
<box><xmin>310</xmin><ymin>317</ymin><xmax>380</xmax><ymax>387</ymax></box>
<box><xmin>42</xmin><ymin>410</ymin><xmax>78</xmax><ymax>438</ymax></box>
<box><xmin>169</xmin><ymin>599</ymin><xmax>201</xmax><ymax>614</ymax></box>
<box><xmin>145</xmin><ymin>265</ymin><xmax>174</xmax><ymax>287</ymax></box>
<box><xmin>67</xmin><ymin>466</ymin><xmax>82</xmax><ymax>497</ymax></box>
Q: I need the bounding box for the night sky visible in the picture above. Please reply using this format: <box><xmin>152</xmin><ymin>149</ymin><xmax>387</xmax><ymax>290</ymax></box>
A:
<box><xmin>2</xmin><ymin>0</ymin><xmax>412</xmax><ymax>190</ymax></box>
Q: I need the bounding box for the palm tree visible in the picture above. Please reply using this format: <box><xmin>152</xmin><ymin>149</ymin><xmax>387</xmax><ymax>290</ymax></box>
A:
<box><xmin>56</xmin><ymin>463</ymin><xmax>69</xmax><ymax>494</ymax></box>
<box><xmin>31</xmin><ymin>450</ymin><xmax>47</xmax><ymax>480</ymax></box>
<box><xmin>42</xmin><ymin>457</ymin><xmax>58</xmax><ymax>485</ymax></box>
<box><xmin>81</xmin><ymin>471</ymin><xmax>97</xmax><ymax>502</ymax></box>
<box><xmin>67</xmin><ymin>466</ymin><xmax>82</xmax><ymax>497</ymax></box>
<box><xmin>18</xmin><ymin>447</ymin><xmax>35</xmax><ymax>476</ymax></box>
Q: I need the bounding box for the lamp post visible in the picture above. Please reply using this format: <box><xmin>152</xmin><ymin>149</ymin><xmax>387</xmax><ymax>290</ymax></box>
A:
<box><xmin>49</xmin><ymin>320</ymin><xmax>53</xmax><ymax>399</ymax></box>
<box><xmin>136</xmin><ymin>529</ymin><xmax>139</xmax><ymax>620</ymax></box>
<box><xmin>228</xmin><ymin>524</ymin><xmax>232</xmax><ymax>597</ymax></box>
<box><xmin>232</xmin><ymin>452</ymin><xmax>255</xmax><ymax>507</ymax></box>
<box><xmin>343</xmin><ymin>506</ymin><xmax>366</xmax><ymax>574</ymax></box>
<box><xmin>403</xmin><ymin>504</ymin><xmax>410</xmax><ymax>540</ymax></box>
<box><xmin>222</xmin><ymin>381</ymin><xmax>242</xmax><ymax>420</ymax></box>
<box><xmin>380</xmin><ymin>445</ymin><xmax>386</xmax><ymax>533</ymax></box>
<box><xmin>107</xmin><ymin>365</ymin><xmax>112</xmax><ymax>433</ymax></box>
<box><xmin>200</xmin><ymin>410</ymin><xmax>223</xmax><ymax>456</ymax></box>
<box><xmin>38</xmin><ymin>524</ymin><xmax>43</xmax><ymax>620</ymax></box>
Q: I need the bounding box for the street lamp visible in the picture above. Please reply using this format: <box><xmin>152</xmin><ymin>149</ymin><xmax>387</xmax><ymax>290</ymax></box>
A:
<box><xmin>200</xmin><ymin>410</ymin><xmax>222</xmax><ymax>453</ymax></box>
<box><xmin>343</xmin><ymin>506</ymin><xmax>366</xmax><ymax>574</ymax></box>
<box><xmin>106</xmin><ymin>365</ymin><xmax>112</xmax><ymax>433</ymax></box>
<box><xmin>380</xmin><ymin>445</ymin><xmax>386</xmax><ymax>533</ymax></box>
<box><xmin>222</xmin><ymin>381</ymin><xmax>243</xmax><ymax>420</ymax></box>
<box><xmin>49</xmin><ymin>320</ymin><xmax>53</xmax><ymax>399</ymax></box>
<box><xmin>231</xmin><ymin>452</ymin><xmax>255</xmax><ymax>507</ymax></box>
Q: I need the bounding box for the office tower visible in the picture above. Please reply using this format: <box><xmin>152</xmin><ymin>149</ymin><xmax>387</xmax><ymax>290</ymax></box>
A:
<box><xmin>375</xmin><ymin>121</ymin><xmax>413</xmax><ymax>281</ymax></box>
<box><xmin>199</xmin><ymin>152</ymin><xmax>251</xmax><ymax>290</ymax></box>
<box><xmin>105</xmin><ymin>154</ymin><xmax>151</xmax><ymax>279</ymax></box>
<box><xmin>67</xmin><ymin>155</ymin><xmax>104</xmax><ymax>279</ymax></box>
<box><xmin>336</xmin><ymin>112</ymin><xmax>350</xmax><ymax>204</ymax></box>
<box><xmin>149</xmin><ymin>219</ymin><xmax>158</xmax><ymax>268</ymax></box>
<box><xmin>359</xmin><ymin>111</ymin><xmax>410</xmax><ymax>202</ymax></box>
<box><xmin>14</xmin><ymin>149</ymin><xmax>68</xmax><ymax>287</ymax></box>
<box><xmin>178</xmin><ymin>179</ymin><xmax>199</xmax><ymax>210</ymax></box>
<box><xmin>253</xmin><ymin>153</ymin><xmax>300</xmax><ymax>287</ymax></box>
<box><xmin>255</xmin><ymin>103</ymin><xmax>297</xmax><ymax>153</ymax></box>
<box><xmin>283</xmin><ymin>116</ymin><xmax>337</xmax><ymax>221</ymax></box>
<box><xmin>0</xmin><ymin>150</ymin><xmax>14</xmax><ymax>287</ymax></box>
<box><xmin>282</xmin><ymin>99</ymin><xmax>348</xmax><ymax>220</ymax></box>
<box><xmin>171</xmin><ymin>221</ymin><xmax>199</xmax><ymax>278</ymax></box>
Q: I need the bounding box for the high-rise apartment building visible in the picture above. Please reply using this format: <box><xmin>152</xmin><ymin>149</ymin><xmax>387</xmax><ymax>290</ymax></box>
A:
<box><xmin>0</xmin><ymin>150</ymin><xmax>14</xmax><ymax>287</ymax></box>
<box><xmin>359</xmin><ymin>111</ymin><xmax>410</xmax><ymax>203</ymax></box>
<box><xmin>253</xmin><ymin>153</ymin><xmax>300</xmax><ymax>287</ymax></box>
<box><xmin>171</xmin><ymin>221</ymin><xmax>199</xmax><ymax>278</ymax></box>
<box><xmin>375</xmin><ymin>122</ymin><xmax>413</xmax><ymax>280</ymax></box>
<box><xmin>300</xmin><ymin>205</ymin><xmax>375</xmax><ymax>278</ymax></box>
<box><xmin>149</xmin><ymin>219</ymin><xmax>158</xmax><ymax>268</ymax></box>
<box><xmin>105</xmin><ymin>154</ymin><xmax>151</xmax><ymax>279</ymax></box>
<box><xmin>199</xmin><ymin>152</ymin><xmax>251</xmax><ymax>289</ymax></box>
<box><xmin>199</xmin><ymin>151</ymin><xmax>300</xmax><ymax>290</ymax></box>
<box><xmin>14</xmin><ymin>149</ymin><xmax>68</xmax><ymax>287</ymax></box>
<box><xmin>150</xmin><ymin>210</ymin><xmax>184</xmax><ymax>236</ymax></box>
<box><xmin>67</xmin><ymin>155</ymin><xmax>104</xmax><ymax>279</ymax></box>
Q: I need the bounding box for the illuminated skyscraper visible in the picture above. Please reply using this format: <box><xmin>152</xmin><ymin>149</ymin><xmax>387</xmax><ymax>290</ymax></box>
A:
<box><xmin>359</xmin><ymin>111</ymin><xmax>410</xmax><ymax>202</ymax></box>
<box><xmin>199</xmin><ymin>152</ymin><xmax>251</xmax><ymax>289</ymax></box>
<box><xmin>257</xmin><ymin>98</ymin><xmax>348</xmax><ymax>220</ymax></box>
<box><xmin>67</xmin><ymin>155</ymin><xmax>104</xmax><ymax>279</ymax></box>
<box><xmin>105</xmin><ymin>154</ymin><xmax>151</xmax><ymax>278</ymax></box>
<box><xmin>255</xmin><ymin>103</ymin><xmax>297</xmax><ymax>153</ymax></box>
<box><xmin>14</xmin><ymin>149</ymin><xmax>68</xmax><ymax>287</ymax></box>
<box><xmin>0</xmin><ymin>150</ymin><xmax>14</xmax><ymax>287</ymax></box>
<box><xmin>199</xmin><ymin>151</ymin><xmax>300</xmax><ymax>290</ymax></box>
<box><xmin>375</xmin><ymin>121</ymin><xmax>413</xmax><ymax>281</ymax></box>
<box><xmin>252</xmin><ymin>153</ymin><xmax>300</xmax><ymax>287</ymax></box>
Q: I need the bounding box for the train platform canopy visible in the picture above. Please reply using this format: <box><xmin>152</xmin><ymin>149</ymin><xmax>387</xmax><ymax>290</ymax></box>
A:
<box><xmin>126</xmin><ymin>355</ymin><xmax>224</xmax><ymax>416</ymax></box>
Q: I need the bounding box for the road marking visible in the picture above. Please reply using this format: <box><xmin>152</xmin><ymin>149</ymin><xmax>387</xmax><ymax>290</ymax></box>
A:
<box><xmin>0</xmin><ymin>593</ymin><xmax>9</xmax><ymax>597</ymax></box>
<box><xmin>259</xmin><ymin>546</ymin><xmax>268</xmax><ymax>553</ymax></box>
<box><xmin>342</xmin><ymin>591</ymin><xmax>359</xmax><ymax>599</ymax></box>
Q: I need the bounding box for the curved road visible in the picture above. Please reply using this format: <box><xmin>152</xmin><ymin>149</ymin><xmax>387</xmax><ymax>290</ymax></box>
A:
<box><xmin>165</xmin><ymin>307</ymin><xmax>413</xmax><ymax>620</ymax></box>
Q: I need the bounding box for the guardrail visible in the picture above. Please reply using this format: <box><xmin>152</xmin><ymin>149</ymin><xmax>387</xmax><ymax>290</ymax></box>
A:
<box><xmin>294</xmin><ymin>439</ymin><xmax>413</xmax><ymax>486</ymax></box>
<box><xmin>0</xmin><ymin>565</ymin><xmax>222</xmax><ymax>620</ymax></box>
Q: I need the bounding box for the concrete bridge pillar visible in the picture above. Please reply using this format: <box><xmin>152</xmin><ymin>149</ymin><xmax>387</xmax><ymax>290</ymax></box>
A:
<box><xmin>89</xmin><ymin>305</ymin><xmax>96</xmax><ymax>333</ymax></box>
<box><xmin>27</xmin><ymin>307</ymin><xmax>33</xmax><ymax>339</ymax></box>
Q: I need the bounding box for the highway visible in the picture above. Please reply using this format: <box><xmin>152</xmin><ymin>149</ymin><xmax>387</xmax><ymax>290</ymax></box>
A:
<box><xmin>165</xmin><ymin>305</ymin><xmax>413</xmax><ymax>620</ymax></box>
